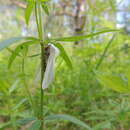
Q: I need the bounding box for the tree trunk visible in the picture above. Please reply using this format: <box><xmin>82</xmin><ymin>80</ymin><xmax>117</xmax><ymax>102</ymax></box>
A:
<box><xmin>74</xmin><ymin>0</ymin><xmax>86</xmax><ymax>44</ymax></box>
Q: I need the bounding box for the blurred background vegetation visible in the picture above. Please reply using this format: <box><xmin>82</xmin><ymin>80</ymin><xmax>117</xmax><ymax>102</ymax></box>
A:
<box><xmin>0</xmin><ymin>0</ymin><xmax>130</xmax><ymax>129</ymax></box>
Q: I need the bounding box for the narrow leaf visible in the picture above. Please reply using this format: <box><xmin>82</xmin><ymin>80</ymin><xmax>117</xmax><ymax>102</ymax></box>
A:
<box><xmin>7</xmin><ymin>47</ymin><xmax>20</xmax><ymax>56</ymax></box>
<box><xmin>95</xmin><ymin>34</ymin><xmax>116</xmax><ymax>69</ymax></box>
<box><xmin>0</xmin><ymin>37</ymin><xmax>24</xmax><ymax>51</ymax></box>
<box><xmin>17</xmin><ymin>117</ymin><xmax>36</xmax><ymax>126</ymax></box>
<box><xmin>25</xmin><ymin>2</ymin><xmax>35</xmax><ymax>25</ymax></box>
<box><xmin>45</xmin><ymin>114</ymin><xmax>92</xmax><ymax>130</ymax></box>
<box><xmin>52</xmin><ymin>30</ymin><xmax>120</xmax><ymax>42</ymax></box>
<box><xmin>0</xmin><ymin>122</ymin><xmax>11</xmax><ymax>129</ymax></box>
<box><xmin>9</xmin><ymin>79</ymin><xmax>20</xmax><ymax>94</ymax></box>
<box><xmin>13</xmin><ymin>98</ymin><xmax>27</xmax><ymax>110</ymax></box>
<box><xmin>95</xmin><ymin>71</ymin><xmax>130</xmax><ymax>93</ymax></box>
<box><xmin>93</xmin><ymin>121</ymin><xmax>111</xmax><ymax>130</ymax></box>
<box><xmin>54</xmin><ymin>43</ymin><xmax>73</xmax><ymax>69</ymax></box>
<box><xmin>42</xmin><ymin>3</ymin><xmax>49</xmax><ymax>15</ymax></box>
<box><xmin>0</xmin><ymin>36</ymin><xmax>38</xmax><ymax>51</ymax></box>
<box><xmin>8</xmin><ymin>45</ymin><xmax>23</xmax><ymax>69</ymax></box>
<box><xmin>8</xmin><ymin>40</ymin><xmax>39</xmax><ymax>69</ymax></box>
<box><xmin>29</xmin><ymin>120</ymin><xmax>41</xmax><ymax>130</ymax></box>
<box><xmin>28</xmin><ymin>53</ymin><xmax>41</xmax><ymax>58</ymax></box>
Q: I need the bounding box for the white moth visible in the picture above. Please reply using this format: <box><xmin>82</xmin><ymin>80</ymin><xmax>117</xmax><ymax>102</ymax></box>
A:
<box><xmin>42</xmin><ymin>44</ymin><xmax>60</xmax><ymax>89</ymax></box>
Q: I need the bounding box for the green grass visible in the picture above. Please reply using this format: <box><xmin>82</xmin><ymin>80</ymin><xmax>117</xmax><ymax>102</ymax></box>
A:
<box><xmin>1</xmin><ymin>34</ymin><xmax>130</xmax><ymax>129</ymax></box>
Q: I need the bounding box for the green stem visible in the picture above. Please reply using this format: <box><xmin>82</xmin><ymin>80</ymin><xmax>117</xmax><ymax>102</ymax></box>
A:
<box><xmin>35</xmin><ymin>2</ymin><xmax>45</xmax><ymax>130</ymax></box>
<box><xmin>40</xmin><ymin>44</ymin><xmax>45</xmax><ymax>130</ymax></box>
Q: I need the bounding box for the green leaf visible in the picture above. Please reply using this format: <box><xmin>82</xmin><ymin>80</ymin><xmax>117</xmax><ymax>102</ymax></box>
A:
<box><xmin>42</xmin><ymin>3</ymin><xmax>49</xmax><ymax>15</ymax></box>
<box><xmin>95</xmin><ymin>71</ymin><xmax>130</xmax><ymax>93</ymax></box>
<box><xmin>0</xmin><ymin>37</ymin><xmax>38</xmax><ymax>51</ymax></box>
<box><xmin>0</xmin><ymin>37</ymin><xmax>24</xmax><ymax>51</ymax></box>
<box><xmin>8</xmin><ymin>45</ymin><xmax>23</xmax><ymax>69</ymax></box>
<box><xmin>52</xmin><ymin>29</ymin><xmax>120</xmax><ymax>42</ymax></box>
<box><xmin>28</xmin><ymin>53</ymin><xmax>41</xmax><ymax>58</ymax></box>
<box><xmin>45</xmin><ymin>114</ymin><xmax>92</xmax><ymax>130</ymax></box>
<box><xmin>54</xmin><ymin>43</ymin><xmax>73</xmax><ymax>69</ymax></box>
<box><xmin>25</xmin><ymin>2</ymin><xmax>35</xmax><ymax>25</ymax></box>
<box><xmin>0</xmin><ymin>122</ymin><xmax>11</xmax><ymax>129</ymax></box>
<box><xmin>93</xmin><ymin>121</ymin><xmax>111</xmax><ymax>130</ymax></box>
<box><xmin>125</xmin><ymin>67</ymin><xmax>130</xmax><ymax>86</ymax></box>
<box><xmin>29</xmin><ymin>120</ymin><xmax>41</xmax><ymax>130</ymax></box>
<box><xmin>95</xmin><ymin>34</ymin><xmax>116</xmax><ymax>69</ymax></box>
<box><xmin>9</xmin><ymin>79</ymin><xmax>20</xmax><ymax>94</ymax></box>
<box><xmin>17</xmin><ymin>117</ymin><xmax>36</xmax><ymax>126</ymax></box>
<box><xmin>8</xmin><ymin>40</ymin><xmax>39</xmax><ymax>68</ymax></box>
<box><xmin>13</xmin><ymin>98</ymin><xmax>27</xmax><ymax>110</ymax></box>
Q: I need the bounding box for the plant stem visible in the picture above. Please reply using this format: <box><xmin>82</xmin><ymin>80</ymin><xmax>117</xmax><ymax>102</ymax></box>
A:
<box><xmin>40</xmin><ymin>44</ymin><xmax>45</xmax><ymax>130</ymax></box>
<box><xmin>35</xmin><ymin>2</ymin><xmax>46</xmax><ymax>129</ymax></box>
